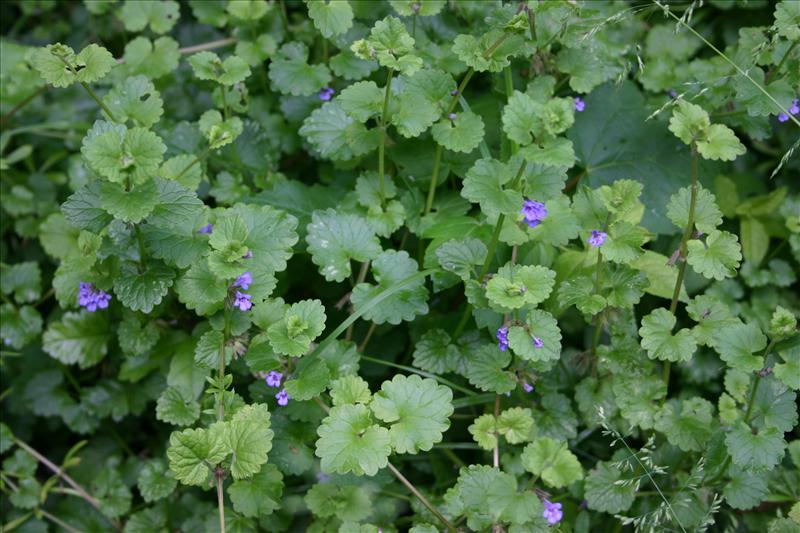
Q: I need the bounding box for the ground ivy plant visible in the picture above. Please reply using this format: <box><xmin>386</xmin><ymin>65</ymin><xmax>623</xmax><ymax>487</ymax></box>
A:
<box><xmin>1</xmin><ymin>0</ymin><xmax>799</xmax><ymax>532</ymax></box>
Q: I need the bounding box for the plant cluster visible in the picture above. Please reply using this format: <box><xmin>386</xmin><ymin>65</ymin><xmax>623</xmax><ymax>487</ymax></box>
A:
<box><xmin>1</xmin><ymin>1</ymin><xmax>799</xmax><ymax>532</ymax></box>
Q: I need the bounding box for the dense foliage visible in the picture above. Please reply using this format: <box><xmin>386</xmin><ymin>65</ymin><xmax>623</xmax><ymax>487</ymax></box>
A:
<box><xmin>1</xmin><ymin>0</ymin><xmax>799</xmax><ymax>532</ymax></box>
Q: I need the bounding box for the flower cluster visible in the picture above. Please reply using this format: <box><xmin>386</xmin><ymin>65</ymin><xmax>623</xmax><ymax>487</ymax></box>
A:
<box><xmin>319</xmin><ymin>86</ymin><xmax>335</xmax><ymax>101</ymax></box>
<box><xmin>542</xmin><ymin>499</ymin><xmax>563</xmax><ymax>525</ymax></box>
<box><xmin>588</xmin><ymin>229</ymin><xmax>607</xmax><ymax>247</ymax></box>
<box><xmin>496</xmin><ymin>326</ymin><xmax>509</xmax><ymax>351</ymax></box>
<box><xmin>778</xmin><ymin>98</ymin><xmax>799</xmax><ymax>122</ymax></box>
<box><xmin>520</xmin><ymin>199</ymin><xmax>548</xmax><ymax>228</ymax></box>
<box><xmin>77</xmin><ymin>282</ymin><xmax>112</xmax><ymax>312</ymax></box>
<box><xmin>232</xmin><ymin>271</ymin><xmax>253</xmax><ymax>311</ymax></box>
<box><xmin>264</xmin><ymin>371</ymin><xmax>290</xmax><ymax>406</ymax></box>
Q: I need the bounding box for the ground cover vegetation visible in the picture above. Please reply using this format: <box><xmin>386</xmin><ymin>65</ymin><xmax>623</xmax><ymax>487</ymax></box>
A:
<box><xmin>0</xmin><ymin>0</ymin><xmax>799</xmax><ymax>532</ymax></box>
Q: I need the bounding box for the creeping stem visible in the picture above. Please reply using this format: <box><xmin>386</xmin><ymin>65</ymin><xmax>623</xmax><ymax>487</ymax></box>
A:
<box><xmin>387</xmin><ymin>462</ymin><xmax>458</xmax><ymax>532</ymax></box>
<box><xmin>215</xmin><ymin>313</ymin><xmax>230</xmax><ymax>533</ymax></box>
<box><xmin>664</xmin><ymin>143</ymin><xmax>699</xmax><ymax>388</ymax></box>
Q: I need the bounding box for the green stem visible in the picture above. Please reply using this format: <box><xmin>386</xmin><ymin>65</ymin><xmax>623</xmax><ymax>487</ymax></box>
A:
<box><xmin>378</xmin><ymin>68</ymin><xmax>395</xmax><ymax>204</ymax></box>
<box><xmin>220</xmin><ymin>84</ymin><xmax>230</xmax><ymax>120</ymax></box>
<box><xmin>321</xmin><ymin>37</ymin><xmax>328</xmax><ymax>63</ymax></box>
<box><xmin>503</xmin><ymin>66</ymin><xmax>518</xmax><ymax>155</ymax></box>
<box><xmin>423</xmin><ymin>144</ymin><xmax>444</xmax><ymax>216</ymax></box>
<box><xmin>79</xmin><ymin>82</ymin><xmax>118</xmax><ymax>123</ymax></box>
<box><xmin>215</xmin><ymin>313</ymin><xmax>229</xmax><ymax>533</ymax></box>
<box><xmin>358</xmin><ymin>323</ymin><xmax>376</xmax><ymax>353</ymax></box>
<box><xmin>361</xmin><ymin>355</ymin><xmax>476</xmax><ymax>396</ymax></box>
<box><xmin>452</xmin><ymin>303</ymin><xmax>473</xmax><ymax>339</ymax></box>
<box><xmin>386</xmin><ymin>462</ymin><xmax>458</xmax><ymax>532</ymax></box>
<box><xmin>174</xmin><ymin>145</ymin><xmax>212</xmax><ymax>182</ymax></box>
<box><xmin>134</xmin><ymin>224</ymin><xmax>148</xmax><ymax>272</ymax></box>
<box><xmin>766</xmin><ymin>40</ymin><xmax>798</xmax><ymax>84</ymax></box>
<box><xmin>216</xmin><ymin>470</ymin><xmax>226</xmax><ymax>533</ymax></box>
<box><xmin>448</xmin><ymin>69</ymin><xmax>474</xmax><ymax>114</ymax></box>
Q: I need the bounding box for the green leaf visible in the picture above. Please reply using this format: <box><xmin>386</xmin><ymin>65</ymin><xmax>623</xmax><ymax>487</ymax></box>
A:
<box><xmin>601</xmin><ymin>221</ymin><xmax>647</xmax><ymax>264</ymax></box>
<box><xmin>315</xmin><ymin>404</ymin><xmax>391</xmax><ymax>475</ymax></box>
<box><xmin>188</xmin><ymin>51</ymin><xmax>251</xmax><ymax>86</ymax></box>
<box><xmin>724</xmin><ymin>466</ymin><xmax>768</xmax><ymax>510</ymax></box>
<box><xmin>389</xmin><ymin>0</ymin><xmax>445</xmax><ymax>16</ymax></box>
<box><xmin>775</xmin><ymin>345</ymin><xmax>800</xmax><ymax>391</ymax></box>
<box><xmin>338</xmin><ymin>80</ymin><xmax>383</xmax><ymax>123</ymax></box>
<box><xmin>155</xmin><ymin>386</ymin><xmax>200</xmax><ymax>427</ymax></box>
<box><xmin>502</xmin><ymin>91</ymin><xmax>575</xmax><ymax>145</ymax></box>
<box><xmin>739</xmin><ymin>217</ymin><xmax>770</xmax><ymax>266</ymax></box>
<box><xmin>227</xmin><ymin>0</ymin><xmax>269</xmax><ymax>20</ymax></box>
<box><xmin>98</xmin><ymin>180</ymin><xmax>159</xmax><ymax>223</ymax></box>
<box><xmin>305</xmin><ymin>483</ymin><xmax>371</xmax><ymax>522</ymax></box>
<box><xmin>358</xmin><ymin>15</ymin><xmax>422</xmax><ymax>75</ymax></box>
<box><xmin>81</xmin><ymin>121</ymin><xmax>166</xmax><ymax>186</ymax></box>
<box><xmin>533</xmin><ymin>392</ymin><xmax>578</xmax><ymax>440</ymax></box>
<box><xmin>654</xmin><ymin>397</ymin><xmax>715</xmax><ymax>452</ymax></box>
<box><xmin>520</xmin><ymin>436</ymin><xmax>583</xmax><ymax>488</ymax></box>
<box><xmin>118</xmin><ymin>0</ymin><xmax>179</xmax><ymax>34</ymax></box>
<box><xmin>725</xmin><ymin>422</ymin><xmax>786</xmax><ymax>470</ymax></box>
<box><xmin>557</xmin><ymin>276</ymin><xmax>606</xmax><ymax>316</ymax></box>
<box><xmin>431</xmin><ymin>111</ymin><xmax>485</xmax><ymax>153</ymax></box>
<box><xmin>371</xmin><ymin>374</ymin><xmax>453</xmax><ymax>454</ymax></box>
<box><xmin>307</xmin><ymin>0</ymin><xmax>353</xmax><ymax>38</ymax></box>
<box><xmin>43</xmin><ymin>311</ymin><xmax>110</xmax><ymax>368</ymax></box>
<box><xmin>508</xmin><ymin>309</ymin><xmax>561</xmax><ymax>363</ymax></box>
<box><xmin>299</xmin><ymin>101</ymin><xmax>380</xmax><ymax>160</ymax></box>
<box><xmin>412</xmin><ymin>329</ymin><xmax>463</xmax><ymax>374</ymax></box>
<box><xmin>10</xmin><ymin>478</ymin><xmax>41</xmax><ymax>510</ymax></box>
<box><xmin>268</xmin><ymin>42</ymin><xmax>331</xmax><ymax>96</ymax></box>
<box><xmin>497</xmin><ymin>407</ymin><xmax>534</xmax><ymax>444</ymax></box>
<box><xmin>198</xmin><ymin>110</ymin><xmax>243</xmax><ymax>148</ymax></box>
<box><xmin>468</xmin><ymin>413</ymin><xmax>498</xmax><ymax>450</ymax></box>
<box><xmin>228</xmin><ymin>464</ymin><xmax>283</xmax><ymax>518</ymax></box>
<box><xmin>687</xmin><ymin>230</ymin><xmax>742</xmax><ymax>280</ymax></box>
<box><xmin>464</xmin><ymin>344</ymin><xmax>516</xmax><ymax>394</ymax></box>
<box><xmin>522</xmin><ymin>194</ymin><xmax>581</xmax><ymax>247</ymax></box>
<box><xmin>697</xmin><ymin>124</ymin><xmax>746</xmax><ymax>161</ymax></box>
<box><xmin>775</xmin><ymin>1</ymin><xmax>800</xmax><ymax>40</ymax></box>
<box><xmin>0</xmin><ymin>304</ymin><xmax>42</xmax><ymax>349</ymax></box>
<box><xmin>103</xmin><ymin>75</ymin><xmax>164</xmax><ymax>127</ymax></box>
<box><xmin>113</xmin><ymin>262</ymin><xmax>175</xmax><ymax>313</ymax></box>
<box><xmin>669</xmin><ymin>100</ymin><xmax>711</xmax><ymax>145</ymax></box>
<box><xmin>686</xmin><ymin>294</ymin><xmax>739</xmax><ymax>346</ymax></box>
<box><xmin>0</xmin><ymin>262</ymin><xmax>41</xmax><ymax>303</ymax></box>
<box><xmin>351</xmin><ymin>250</ymin><xmax>428</xmax><ymax>325</ymax></box>
<box><xmin>710</xmin><ymin>322</ymin><xmax>767</xmax><ymax>373</ymax></box>
<box><xmin>267</xmin><ymin>299</ymin><xmax>327</xmax><ymax>357</ymax></box>
<box><xmin>167</xmin><ymin>426</ymin><xmax>227</xmax><ymax>486</ymax></box>
<box><xmin>226</xmin><ymin>403</ymin><xmax>274</xmax><ymax>480</ymax></box>
<box><xmin>461</xmin><ymin>157</ymin><xmax>523</xmax><ymax>221</ymax></box>
<box><xmin>613</xmin><ymin>373</ymin><xmax>666</xmax><ymax>430</ymax></box>
<box><xmin>585</xmin><ymin>461</ymin><xmax>636</xmax><ymax>514</ymax></box>
<box><xmin>137</xmin><ymin>459</ymin><xmax>177</xmax><ymax>503</ymax></box>
<box><xmin>33</xmin><ymin>43</ymin><xmax>116</xmax><ymax>87</ymax></box>
<box><xmin>329</xmin><ymin>375</ymin><xmax>372</xmax><ymax>406</ymax></box>
<box><xmin>639</xmin><ymin>308</ymin><xmax>697</xmax><ymax>363</ymax></box>
<box><xmin>748</xmin><ymin>376</ymin><xmax>798</xmax><ymax>432</ymax></box>
<box><xmin>485</xmin><ymin>264</ymin><xmax>556</xmax><ymax>311</ymax></box>
<box><xmin>283</xmin><ymin>358</ymin><xmax>330</xmax><ymax>400</ymax></box>
<box><xmin>306</xmin><ymin>209</ymin><xmax>382</xmax><ymax>282</ymax></box>
<box><xmin>435</xmin><ymin>238</ymin><xmax>487</xmax><ymax>281</ymax></box>
<box><xmin>452</xmin><ymin>29</ymin><xmax>524</xmax><ymax>73</ymax></box>
<box><xmin>141</xmin><ymin>180</ymin><xmax>206</xmax><ymax>268</ymax></box>
<box><xmin>62</xmin><ymin>182</ymin><xmax>114</xmax><ymax>233</ymax></box>
<box><xmin>175</xmin><ymin>260</ymin><xmax>229</xmax><ymax>316</ymax></box>
<box><xmin>0</xmin><ymin>423</ymin><xmax>14</xmax><ymax>454</ymax></box>
<box><xmin>119</xmin><ymin>36</ymin><xmax>180</xmax><ymax>80</ymax></box>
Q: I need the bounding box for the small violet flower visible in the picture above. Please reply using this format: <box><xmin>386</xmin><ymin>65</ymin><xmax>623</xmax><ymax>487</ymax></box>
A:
<box><xmin>542</xmin><ymin>500</ymin><xmax>563</xmax><ymax>525</ymax></box>
<box><xmin>522</xmin><ymin>382</ymin><xmax>534</xmax><ymax>393</ymax></box>
<box><xmin>197</xmin><ymin>223</ymin><xmax>213</xmax><ymax>234</ymax></box>
<box><xmin>243</xmin><ymin>250</ymin><xmax>253</xmax><ymax>259</ymax></box>
<box><xmin>778</xmin><ymin>98</ymin><xmax>799</xmax><ymax>122</ymax></box>
<box><xmin>448</xmin><ymin>112</ymin><xmax>457</xmax><ymax>121</ymax></box>
<box><xmin>319</xmin><ymin>87</ymin><xmax>335</xmax><ymax>101</ymax></box>
<box><xmin>450</xmin><ymin>89</ymin><xmax>458</xmax><ymax>96</ymax></box>
<box><xmin>588</xmin><ymin>229</ymin><xmax>607</xmax><ymax>248</ymax></box>
<box><xmin>574</xmin><ymin>96</ymin><xmax>585</xmax><ymax>112</ymax></box>
<box><xmin>265</xmin><ymin>371</ymin><xmax>283</xmax><ymax>388</ymax></box>
<box><xmin>496</xmin><ymin>326</ymin><xmax>509</xmax><ymax>352</ymax></box>
<box><xmin>533</xmin><ymin>336</ymin><xmax>543</xmax><ymax>349</ymax></box>
<box><xmin>668</xmin><ymin>89</ymin><xmax>678</xmax><ymax>99</ymax></box>
<box><xmin>77</xmin><ymin>282</ymin><xmax>112</xmax><ymax>312</ymax></box>
<box><xmin>521</xmin><ymin>199</ymin><xmax>548</xmax><ymax>228</ymax></box>
<box><xmin>234</xmin><ymin>271</ymin><xmax>253</xmax><ymax>290</ymax></box>
<box><xmin>276</xmin><ymin>389</ymin><xmax>290</xmax><ymax>406</ymax></box>
<box><xmin>234</xmin><ymin>291</ymin><xmax>252</xmax><ymax>311</ymax></box>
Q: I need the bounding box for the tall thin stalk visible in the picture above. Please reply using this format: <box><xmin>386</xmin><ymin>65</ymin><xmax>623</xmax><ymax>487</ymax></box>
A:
<box><xmin>378</xmin><ymin>68</ymin><xmax>395</xmax><ymax>204</ymax></box>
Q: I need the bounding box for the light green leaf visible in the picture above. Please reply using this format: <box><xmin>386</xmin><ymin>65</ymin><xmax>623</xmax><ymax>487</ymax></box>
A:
<box><xmin>520</xmin><ymin>436</ymin><xmax>583</xmax><ymax>488</ymax></box>
<box><xmin>188</xmin><ymin>51</ymin><xmax>251</xmax><ymax>86</ymax></box>
<box><xmin>461</xmin><ymin>157</ymin><xmax>523</xmax><ymax>221</ymax></box>
<box><xmin>118</xmin><ymin>0</ymin><xmax>179</xmax><ymax>34</ymax></box>
<box><xmin>371</xmin><ymin>374</ymin><xmax>453</xmax><ymax>454</ymax></box>
<box><xmin>267</xmin><ymin>299</ymin><xmax>327</xmax><ymax>357</ymax></box>
<box><xmin>338</xmin><ymin>80</ymin><xmax>383</xmax><ymax>122</ymax></box>
<box><xmin>431</xmin><ymin>111</ymin><xmax>485</xmax><ymax>153</ymax></box>
<box><xmin>452</xmin><ymin>29</ymin><xmax>524</xmax><ymax>73</ymax></box>
<box><xmin>654</xmin><ymin>398</ymin><xmax>715</xmax><ymax>452</ymax></box>
<box><xmin>464</xmin><ymin>344</ymin><xmax>516</xmax><ymax>394</ymax></box>
<box><xmin>315</xmin><ymin>404</ymin><xmax>391</xmax><ymax>476</ymax></box>
<box><xmin>411</xmin><ymin>329</ymin><xmax>463</xmax><ymax>374</ymax></box>
<box><xmin>113</xmin><ymin>262</ymin><xmax>175</xmax><ymax>313</ymax></box>
<box><xmin>725</xmin><ymin>422</ymin><xmax>786</xmax><ymax>470</ymax></box>
<box><xmin>697</xmin><ymin>124</ymin><xmax>746</xmax><ymax>161</ymax></box>
<box><xmin>283</xmin><ymin>358</ymin><xmax>330</xmax><ymax>400</ymax></box>
<box><xmin>359</xmin><ymin>15</ymin><xmax>422</xmax><ymax>75</ymax></box>
<box><xmin>435</xmin><ymin>238</ymin><xmax>487</xmax><ymax>281</ymax></box>
<box><xmin>299</xmin><ymin>101</ymin><xmax>380</xmax><ymax>160</ymax></box>
<box><xmin>119</xmin><ymin>36</ymin><xmax>180</xmax><ymax>80</ymax></box>
<box><xmin>103</xmin><ymin>75</ymin><xmax>164</xmax><ymax>127</ymax></box>
<box><xmin>307</xmin><ymin>0</ymin><xmax>353</xmax><ymax>38</ymax></box>
<box><xmin>508</xmin><ymin>309</ymin><xmax>561</xmax><ymax>363</ymax></box>
<box><xmin>639</xmin><ymin>308</ymin><xmax>697</xmax><ymax>363</ymax></box>
<box><xmin>228</xmin><ymin>464</ymin><xmax>283</xmax><ymax>518</ymax></box>
<box><xmin>174</xmin><ymin>260</ymin><xmax>229</xmax><ymax>316</ymax></box>
<box><xmin>81</xmin><ymin>121</ymin><xmax>166</xmax><ymax>186</ymax></box>
<box><xmin>351</xmin><ymin>250</ymin><xmax>428</xmax><ymax>325</ymax></box>
<box><xmin>98</xmin><ymin>180</ymin><xmax>159</xmax><ymax>223</ymax></box>
<box><xmin>585</xmin><ymin>461</ymin><xmax>635</xmax><ymax>514</ymax></box>
<box><xmin>468</xmin><ymin>414</ymin><xmax>498</xmax><ymax>450</ymax></box>
<box><xmin>155</xmin><ymin>386</ymin><xmax>200</xmax><ymax>427</ymax></box>
<box><xmin>711</xmin><ymin>322</ymin><xmax>767</xmax><ymax>373</ymax></box>
<box><xmin>485</xmin><ymin>264</ymin><xmax>556</xmax><ymax>311</ymax></box>
<box><xmin>226</xmin><ymin>403</ymin><xmax>274</xmax><ymax>480</ymax></box>
<box><xmin>43</xmin><ymin>311</ymin><xmax>110</xmax><ymax>368</ymax></box>
<box><xmin>329</xmin><ymin>375</ymin><xmax>372</xmax><ymax>406</ymax></box>
<box><xmin>268</xmin><ymin>42</ymin><xmax>331</xmax><ymax>96</ymax></box>
<box><xmin>497</xmin><ymin>407</ymin><xmax>534</xmax><ymax>444</ymax></box>
<box><xmin>227</xmin><ymin>0</ymin><xmax>269</xmax><ymax>20</ymax></box>
<box><xmin>306</xmin><ymin>209</ymin><xmax>382</xmax><ymax>282</ymax></box>
<box><xmin>601</xmin><ymin>221</ymin><xmax>647</xmax><ymax>264</ymax></box>
<box><xmin>167</xmin><ymin>426</ymin><xmax>227</xmax><ymax>486</ymax></box>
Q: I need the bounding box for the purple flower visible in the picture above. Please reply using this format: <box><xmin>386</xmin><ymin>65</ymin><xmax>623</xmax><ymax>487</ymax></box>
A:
<box><xmin>542</xmin><ymin>500</ymin><xmax>563</xmax><ymax>525</ymax></box>
<box><xmin>450</xmin><ymin>89</ymin><xmax>458</xmax><ymax>96</ymax></box>
<box><xmin>265</xmin><ymin>371</ymin><xmax>283</xmax><ymax>388</ymax></box>
<box><xmin>234</xmin><ymin>271</ymin><xmax>252</xmax><ymax>290</ymax></box>
<box><xmin>496</xmin><ymin>326</ymin><xmax>509</xmax><ymax>352</ymax></box>
<box><xmin>668</xmin><ymin>89</ymin><xmax>678</xmax><ymax>98</ymax></box>
<box><xmin>197</xmin><ymin>223</ymin><xmax>213</xmax><ymax>234</ymax></box>
<box><xmin>779</xmin><ymin>112</ymin><xmax>790</xmax><ymax>122</ymax></box>
<box><xmin>521</xmin><ymin>199</ymin><xmax>548</xmax><ymax>228</ymax></box>
<box><xmin>77</xmin><ymin>282</ymin><xmax>112</xmax><ymax>312</ymax></box>
<box><xmin>234</xmin><ymin>291</ymin><xmax>252</xmax><ymax>311</ymax></box>
<box><xmin>319</xmin><ymin>87</ymin><xmax>335</xmax><ymax>101</ymax></box>
<box><xmin>243</xmin><ymin>250</ymin><xmax>253</xmax><ymax>259</ymax></box>
<box><xmin>448</xmin><ymin>112</ymin><xmax>457</xmax><ymax>121</ymax></box>
<box><xmin>533</xmin><ymin>336</ymin><xmax>543</xmax><ymax>349</ymax></box>
<box><xmin>276</xmin><ymin>389</ymin><xmax>290</xmax><ymax>406</ymax></box>
<box><xmin>588</xmin><ymin>229</ymin><xmax>607</xmax><ymax>248</ymax></box>
<box><xmin>574</xmin><ymin>97</ymin><xmax>585</xmax><ymax>112</ymax></box>
<box><xmin>778</xmin><ymin>98</ymin><xmax>799</xmax><ymax>122</ymax></box>
<box><xmin>522</xmin><ymin>382</ymin><xmax>534</xmax><ymax>393</ymax></box>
